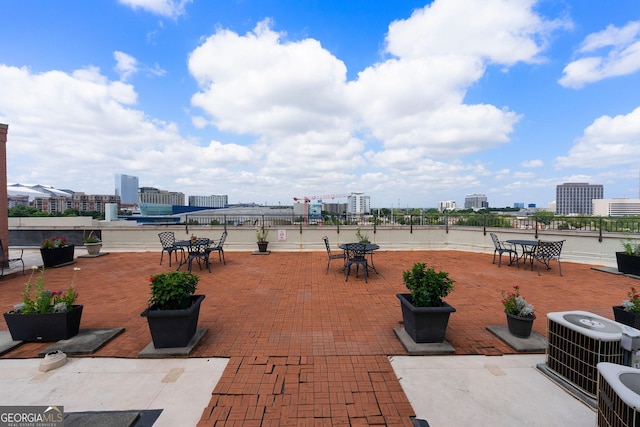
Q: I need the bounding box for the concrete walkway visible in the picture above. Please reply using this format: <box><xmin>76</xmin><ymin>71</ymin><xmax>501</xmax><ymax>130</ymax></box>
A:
<box><xmin>0</xmin><ymin>248</ymin><xmax>636</xmax><ymax>425</ymax></box>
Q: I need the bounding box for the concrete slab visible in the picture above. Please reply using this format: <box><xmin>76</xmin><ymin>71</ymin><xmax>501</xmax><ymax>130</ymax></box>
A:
<box><xmin>252</xmin><ymin>250</ymin><xmax>271</xmax><ymax>255</ymax></box>
<box><xmin>536</xmin><ymin>363</ymin><xmax>596</xmax><ymax>409</ymax></box>
<box><xmin>39</xmin><ymin>328</ymin><xmax>125</xmax><ymax>356</ymax></box>
<box><xmin>486</xmin><ymin>326</ymin><xmax>546</xmax><ymax>353</ymax></box>
<box><xmin>393</xmin><ymin>327</ymin><xmax>455</xmax><ymax>355</ymax></box>
<box><xmin>592</xmin><ymin>266</ymin><xmax>640</xmax><ymax>280</ymax></box>
<box><xmin>77</xmin><ymin>252</ymin><xmax>110</xmax><ymax>259</ymax></box>
<box><xmin>0</xmin><ymin>331</ymin><xmax>22</xmax><ymax>356</ymax></box>
<box><xmin>138</xmin><ymin>329</ymin><xmax>207</xmax><ymax>358</ymax></box>
<box><xmin>64</xmin><ymin>410</ymin><xmax>142</xmax><ymax>427</ymax></box>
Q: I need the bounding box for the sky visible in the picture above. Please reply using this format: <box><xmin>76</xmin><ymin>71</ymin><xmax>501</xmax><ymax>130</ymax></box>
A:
<box><xmin>1</xmin><ymin>0</ymin><xmax>640</xmax><ymax>209</ymax></box>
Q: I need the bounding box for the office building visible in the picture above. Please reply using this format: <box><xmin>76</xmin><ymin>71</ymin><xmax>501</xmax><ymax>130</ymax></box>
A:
<box><xmin>556</xmin><ymin>182</ymin><xmax>603</xmax><ymax>215</ymax></box>
<box><xmin>188</xmin><ymin>195</ymin><xmax>228</xmax><ymax>208</ymax></box>
<box><xmin>593</xmin><ymin>198</ymin><xmax>640</xmax><ymax>217</ymax></box>
<box><xmin>513</xmin><ymin>202</ymin><xmax>525</xmax><ymax>209</ymax></box>
<box><xmin>438</xmin><ymin>201</ymin><xmax>457</xmax><ymax>212</ymax></box>
<box><xmin>138</xmin><ymin>187</ymin><xmax>185</xmax><ymax>205</ymax></box>
<box><xmin>115</xmin><ymin>174</ymin><xmax>139</xmax><ymax>205</ymax></box>
<box><xmin>464</xmin><ymin>193</ymin><xmax>488</xmax><ymax>209</ymax></box>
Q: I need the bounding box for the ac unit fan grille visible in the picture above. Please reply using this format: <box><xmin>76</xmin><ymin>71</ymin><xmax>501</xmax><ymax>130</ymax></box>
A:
<box><xmin>597</xmin><ymin>371</ymin><xmax>640</xmax><ymax>427</ymax></box>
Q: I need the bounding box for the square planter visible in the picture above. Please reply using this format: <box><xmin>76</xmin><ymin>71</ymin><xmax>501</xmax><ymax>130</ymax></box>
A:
<box><xmin>3</xmin><ymin>305</ymin><xmax>83</xmax><ymax>342</ymax></box>
<box><xmin>397</xmin><ymin>293</ymin><xmax>455</xmax><ymax>343</ymax></box>
<box><xmin>141</xmin><ymin>295</ymin><xmax>205</xmax><ymax>348</ymax></box>
<box><xmin>613</xmin><ymin>305</ymin><xmax>640</xmax><ymax>329</ymax></box>
<box><xmin>616</xmin><ymin>252</ymin><xmax>640</xmax><ymax>276</ymax></box>
<box><xmin>40</xmin><ymin>245</ymin><xmax>75</xmax><ymax>268</ymax></box>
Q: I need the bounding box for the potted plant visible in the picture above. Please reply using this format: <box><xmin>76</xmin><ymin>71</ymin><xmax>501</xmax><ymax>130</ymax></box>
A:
<box><xmin>3</xmin><ymin>266</ymin><xmax>82</xmax><ymax>341</ymax></box>
<box><xmin>613</xmin><ymin>287</ymin><xmax>640</xmax><ymax>328</ymax></box>
<box><xmin>256</xmin><ymin>227</ymin><xmax>269</xmax><ymax>252</ymax></box>
<box><xmin>140</xmin><ymin>271</ymin><xmax>204</xmax><ymax>348</ymax></box>
<box><xmin>40</xmin><ymin>235</ymin><xmax>75</xmax><ymax>268</ymax></box>
<box><xmin>356</xmin><ymin>228</ymin><xmax>370</xmax><ymax>243</ymax></box>
<box><xmin>397</xmin><ymin>262</ymin><xmax>456</xmax><ymax>343</ymax></box>
<box><xmin>501</xmin><ymin>285</ymin><xmax>535</xmax><ymax>338</ymax></box>
<box><xmin>616</xmin><ymin>239</ymin><xmax>640</xmax><ymax>276</ymax></box>
<box><xmin>83</xmin><ymin>231</ymin><xmax>102</xmax><ymax>255</ymax></box>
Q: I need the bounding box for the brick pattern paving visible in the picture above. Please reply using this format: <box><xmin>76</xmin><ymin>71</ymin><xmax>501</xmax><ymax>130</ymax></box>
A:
<box><xmin>1</xmin><ymin>249</ymin><xmax>637</xmax><ymax>425</ymax></box>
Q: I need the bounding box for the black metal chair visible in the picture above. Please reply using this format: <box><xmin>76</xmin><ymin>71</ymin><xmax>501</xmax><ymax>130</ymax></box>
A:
<box><xmin>158</xmin><ymin>231</ymin><xmax>184</xmax><ymax>267</ymax></box>
<box><xmin>533</xmin><ymin>240</ymin><xmax>565</xmax><ymax>276</ymax></box>
<box><xmin>345</xmin><ymin>243</ymin><xmax>368</xmax><ymax>283</ymax></box>
<box><xmin>0</xmin><ymin>239</ymin><xmax>24</xmax><ymax>277</ymax></box>
<box><xmin>206</xmin><ymin>231</ymin><xmax>227</xmax><ymax>265</ymax></box>
<box><xmin>323</xmin><ymin>236</ymin><xmax>345</xmax><ymax>274</ymax></box>
<box><xmin>490</xmin><ymin>233</ymin><xmax>518</xmax><ymax>267</ymax></box>
<box><xmin>180</xmin><ymin>238</ymin><xmax>212</xmax><ymax>273</ymax></box>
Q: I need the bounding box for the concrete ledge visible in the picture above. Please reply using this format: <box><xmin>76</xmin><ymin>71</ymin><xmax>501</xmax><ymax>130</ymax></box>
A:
<box><xmin>592</xmin><ymin>266</ymin><xmax>640</xmax><ymax>280</ymax></box>
<box><xmin>393</xmin><ymin>327</ymin><xmax>455</xmax><ymax>355</ymax></box>
<box><xmin>39</xmin><ymin>328</ymin><xmax>125</xmax><ymax>356</ymax></box>
<box><xmin>486</xmin><ymin>326</ymin><xmax>546</xmax><ymax>353</ymax></box>
<box><xmin>138</xmin><ymin>328</ymin><xmax>207</xmax><ymax>358</ymax></box>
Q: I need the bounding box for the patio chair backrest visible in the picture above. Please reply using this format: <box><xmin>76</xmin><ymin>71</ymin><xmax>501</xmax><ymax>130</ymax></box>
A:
<box><xmin>490</xmin><ymin>233</ymin><xmax>505</xmax><ymax>250</ymax></box>
<box><xmin>536</xmin><ymin>240</ymin><xmax>564</xmax><ymax>261</ymax></box>
<box><xmin>217</xmin><ymin>231</ymin><xmax>227</xmax><ymax>247</ymax></box>
<box><xmin>323</xmin><ymin>236</ymin><xmax>332</xmax><ymax>255</ymax></box>
<box><xmin>158</xmin><ymin>231</ymin><xmax>176</xmax><ymax>249</ymax></box>
<box><xmin>345</xmin><ymin>243</ymin><xmax>367</xmax><ymax>261</ymax></box>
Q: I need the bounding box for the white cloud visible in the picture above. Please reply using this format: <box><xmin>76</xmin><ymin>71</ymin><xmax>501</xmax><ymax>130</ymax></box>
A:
<box><xmin>521</xmin><ymin>160</ymin><xmax>543</xmax><ymax>168</ymax></box>
<box><xmin>118</xmin><ymin>0</ymin><xmax>190</xmax><ymax>18</ymax></box>
<box><xmin>114</xmin><ymin>51</ymin><xmax>139</xmax><ymax>81</ymax></box>
<box><xmin>555</xmin><ymin>106</ymin><xmax>640</xmax><ymax>168</ymax></box>
<box><xmin>559</xmin><ymin>20</ymin><xmax>640</xmax><ymax>88</ymax></box>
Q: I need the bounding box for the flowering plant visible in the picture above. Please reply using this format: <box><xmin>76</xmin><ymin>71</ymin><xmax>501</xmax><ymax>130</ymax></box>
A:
<box><xmin>84</xmin><ymin>231</ymin><xmax>100</xmax><ymax>243</ymax></box>
<box><xmin>501</xmin><ymin>285</ymin><xmax>534</xmax><ymax>317</ymax></box>
<box><xmin>12</xmin><ymin>266</ymin><xmax>80</xmax><ymax>314</ymax></box>
<box><xmin>622</xmin><ymin>287</ymin><xmax>640</xmax><ymax>314</ymax></box>
<box><xmin>256</xmin><ymin>227</ymin><xmax>269</xmax><ymax>242</ymax></box>
<box><xmin>41</xmin><ymin>235</ymin><xmax>69</xmax><ymax>249</ymax></box>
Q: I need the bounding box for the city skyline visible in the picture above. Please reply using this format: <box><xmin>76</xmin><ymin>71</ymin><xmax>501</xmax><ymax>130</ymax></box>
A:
<box><xmin>2</xmin><ymin>1</ymin><xmax>640</xmax><ymax>208</ymax></box>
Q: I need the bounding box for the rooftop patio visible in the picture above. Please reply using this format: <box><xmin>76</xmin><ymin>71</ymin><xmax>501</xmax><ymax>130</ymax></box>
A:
<box><xmin>0</xmin><ymin>248</ymin><xmax>637</xmax><ymax>425</ymax></box>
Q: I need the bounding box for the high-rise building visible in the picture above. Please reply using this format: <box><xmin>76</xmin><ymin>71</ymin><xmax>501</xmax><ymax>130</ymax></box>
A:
<box><xmin>347</xmin><ymin>192</ymin><xmax>370</xmax><ymax>215</ymax></box>
<box><xmin>464</xmin><ymin>193</ymin><xmax>488</xmax><ymax>209</ymax></box>
<box><xmin>555</xmin><ymin>182</ymin><xmax>603</xmax><ymax>215</ymax></box>
<box><xmin>438</xmin><ymin>200</ymin><xmax>457</xmax><ymax>212</ymax></box>
<box><xmin>138</xmin><ymin>187</ymin><xmax>185</xmax><ymax>205</ymax></box>
<box><xmin>114</xmin><ymin>174</ymin><xmax>139</xmax><ymax>205</ymax></box>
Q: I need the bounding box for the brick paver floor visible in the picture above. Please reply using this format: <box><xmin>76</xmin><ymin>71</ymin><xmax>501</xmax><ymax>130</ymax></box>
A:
<box><xmin>1</xmin><ymin>249</ymin><xmax>637</xmax><ymax>425</ymax></box>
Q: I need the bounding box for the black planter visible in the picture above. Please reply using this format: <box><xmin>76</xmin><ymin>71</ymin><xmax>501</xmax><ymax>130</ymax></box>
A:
<box><xmin>505</xmin><ymin>311</ymin><xmax>535</xmax><ymax>338</ymax></box>
<box><xmin>397</xmin><ymin>293</ymin><xmax>456</xmax><ymax>343</ymax></box>
<box><xmin>40</xmin><ymin>245</ymin><xmax>75</xmax><ymax>268</ymax></box>
<box><xmin>616</xmin><ymin>252</ymin><xmax>640</xmax><ymax>276</ymax></box>
<box><xmin>257</xmin><ymin>241</ymin><xmax>269</xmax><ymax>252</ymax></box>
<box><xmin>141</xmin><ymin>295</ymin><xmax>205</xmax><ymax>348</ymax></box>
<box><xmin>613</xmin><ymin>305</ymin><xmax>640</xmax><ymax>329</ymax></box>
<box><xmin>3</xmin><ymin>305</ymin><xmax>83</xmax><ymax>342</ymax></box>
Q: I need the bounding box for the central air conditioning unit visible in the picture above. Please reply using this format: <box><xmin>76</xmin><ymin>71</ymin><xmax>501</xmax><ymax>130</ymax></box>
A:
<box><xmin>546</xmin><ymin>311</ymin><xmax>624</xmax><ymax>397</ymax></box>
<box><xmin>597</xmin><ymin>362</ymin><xmax>640</xmax><ymax>427</ymax></box>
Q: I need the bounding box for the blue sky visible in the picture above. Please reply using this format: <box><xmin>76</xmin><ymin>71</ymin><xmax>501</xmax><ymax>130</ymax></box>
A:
<box><xmin>1</xmin><ymin>0</ymin><xmax>640</xmax><ymax>209</ymax></box>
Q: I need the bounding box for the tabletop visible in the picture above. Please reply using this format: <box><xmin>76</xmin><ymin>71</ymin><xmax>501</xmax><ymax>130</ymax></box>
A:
<box><xmin>506</xmin><ymin>240</ymin><xmax>538</xmax><ymax>246</ymax></box>
<box><xmin>339</xmin><ymin>243</ymin><xmax>380</xmax><ymax>251</ymax></box>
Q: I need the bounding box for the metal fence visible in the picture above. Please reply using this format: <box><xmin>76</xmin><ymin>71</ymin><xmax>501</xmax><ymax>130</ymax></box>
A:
<box><xmin>181</xmin><ymin>212</ymin><xmax>640</xmax><ymax>235</ymax></box>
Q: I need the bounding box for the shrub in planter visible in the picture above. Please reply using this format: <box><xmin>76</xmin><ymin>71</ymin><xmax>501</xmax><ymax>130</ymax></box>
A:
<box><xmin>501</xmin><ymin>285</ymin><xmax>536</xmax><ymax>338</ymax></box>
<box><xmin>397</xmin><ymin>262</ymin><xmax>455</xmax><ymax>343</ymax></box>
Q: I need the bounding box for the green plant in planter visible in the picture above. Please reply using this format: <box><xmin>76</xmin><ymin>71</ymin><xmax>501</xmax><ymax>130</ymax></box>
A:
<box><xmin>147</xmin><ymin>271</ymin><xmax>199</xmax><ymax>310</ymax></box>
<box><xmin>621</xmin><ymin>239</ymin><xmax>640</xmax><ymax>256</ymax></box>
<box><xmin>355</xmin><ymin>228</ymin><xmax>370</xmax><ymax>243</ymax></box>
<box><xmin>402</xmin><ymin>262</ymin><xmax>454</xmax><ymax>307</ymax></box>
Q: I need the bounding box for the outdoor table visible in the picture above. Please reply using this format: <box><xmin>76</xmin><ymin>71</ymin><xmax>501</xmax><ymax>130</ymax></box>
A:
<box><xmin>506</xmin><ymin>239</ymin><xmax>538</xmax><ymax>269</ymax></box>
<box><xmin>340</xmin><ymin>243</ymin><xmax>380</xmax><ymax>273</ymax></box>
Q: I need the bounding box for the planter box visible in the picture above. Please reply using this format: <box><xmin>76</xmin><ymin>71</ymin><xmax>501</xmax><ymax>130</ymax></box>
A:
<box><xmin>85</xmin><ymin>243</ymin><xmax>102</xmax><ymax>255</ymax></box>
<box><xmin>141</xmin><ymin>295</ymin><xmax>205</xmax><ymax>348</ymax></box>
<box><xmin>616</xmin><ymin>252</ymin><xmax>640</xmax><ymax>276</ymax></box>
<box><xmin>3</xmin><ymin>305</ymin><xmax>83</xmax><ymax>342</ymax></box>
<box><xmin>613</xmin><ymin>305</ymin><xmax>640</xmax><ymax>329</ymax></box>
<box><xmin>40</xmin><ymin>245</ymin><xmax>75</xmax><ymax>268</ymax></box>
<box><xmin>505</xmin><ymin>311</ymin><xmax>535</xmax><ymax>338</ymax></box>
<box><xmin>397</xmin><ymin>293</ymin><xmax>455</xmax><ymax>343</ymax></box>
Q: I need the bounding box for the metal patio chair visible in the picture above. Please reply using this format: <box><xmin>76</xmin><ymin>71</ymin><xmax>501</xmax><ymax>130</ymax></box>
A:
<box><xmin>0</xmin><ymin>239</ymin><xmax>24</xmax><ymax>277</ymax></box>
<box><xmin>490</xmin><ymin>233</ymin><xmax>518</xmax><ymax>267</ymax></box>
<box><xmin>206</xmin><ymin>231</ymin><xmax>228</xmax><ymax>265</ymax></box>
<box><xmin>158</xmin><ymin>231</ymin><xmax>184</xmax><ymax>267</ymax></box>
<box><xmin>323</xmin><ymin>236</ymin><xmax>345</xmax><ymax>274</ymax></box>
<box><xmin>345</xmin><ymin>242</ymin><xmax>369</xmax><ymax>283</ymax></box>
<box><xmin>533</xmin><ymin>240</ymin><xmax>565</xmax><ymax>276</ymax></box>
